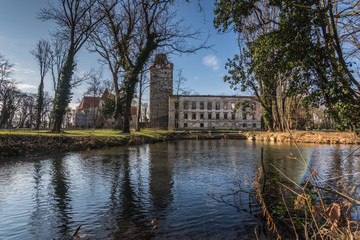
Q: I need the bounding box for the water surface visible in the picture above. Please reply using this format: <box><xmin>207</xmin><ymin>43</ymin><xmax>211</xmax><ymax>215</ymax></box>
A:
<box><xmin>0</xmin><ymin>140</ymin><xmax>359</xmax><ymax>239</ymax></box>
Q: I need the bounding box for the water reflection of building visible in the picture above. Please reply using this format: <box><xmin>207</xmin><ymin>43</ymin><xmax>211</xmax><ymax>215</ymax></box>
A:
<box><xmin>149</xmin><ymin>144</ymin><xmax>174</xmax><ymax>211</ymax></box>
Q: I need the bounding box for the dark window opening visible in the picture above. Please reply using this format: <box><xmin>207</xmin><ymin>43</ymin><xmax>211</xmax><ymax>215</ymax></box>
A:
<box><xmin>200</xmin><ymin>113</ymin><xmax>204</xmax><ymax>119</ymax></box>
<box><xmin>192</xmin><ymin>102</ymin><xmax>196</xmax><ymax>110</ymax></box>
<box><xmin>200</xmin><ymin>123</ymin><xmax>204</xmax><ymax>128</ymax></box>
<box><xmin>184</xmin><ymin>123</ymin><xmax>188</xmax><ymax>127</ymax></box>
<box><xmin>184</xmin><ymin>113</ymin><xmax>188</xmax><ymax>119</ymax></box>
<box><xmin>224</xmin><ymin>113</ymin><xmax>228</xmax><ymax>119</ymax></box>
<box><xmin>216</xmin><ymin>102</ymin><xmax>220</xmax><ymax>110</ymax></box>
<box><xmin>216</xmin><ymin>114</ymin><xmax>220</xmax><ymax>119</ymax></box>
<box><xmin>200</xmin><ymin>102</ymin><xmax>204</xmax><ymax>110</ymax></box>
<box><xmin>231</xmin><ymin>113</ymin><xmax>235</xmax><ymax>120</ymax></box>
<box><xmin>192</xmin><ymin>113</ymin><xmax>196</xmax><ymax>120</ymax></box>
<box><xmin>243</xmin><ymin>123</ymin><xmax>247</xmax><ymax>128</ymax></box>
<box><xmin>208</xmin><ymin>113</ymin><xmax>212</xmax><ymax>119</ymax></box>
<box><xmin>207</xmin><ymin>102</ymin><xmax>212</xmax><ymax>110</ymax></box>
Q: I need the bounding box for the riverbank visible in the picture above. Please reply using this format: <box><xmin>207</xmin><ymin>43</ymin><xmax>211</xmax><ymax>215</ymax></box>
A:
<box><xmin>0</xmin><ymin>129</ymin><xmax>248</xmax><ymax>158</ymax></box>
<box><xmin>0</xmin><ymin>129</ymin><xmax>176</xmax><ymax>158</ymax></box>
<box><xmin>1</xmin><ymin>129</ymin><xmax>358</xmax><ymax>158</ymax></box>
<box><xmin>244</xmin><ymin>130</ymin><xmax>360</xmax><ymax>144</ymax></box>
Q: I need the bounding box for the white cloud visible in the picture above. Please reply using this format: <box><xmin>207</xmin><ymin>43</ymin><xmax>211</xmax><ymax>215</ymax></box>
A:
<box><xmin>202</xmin><ymin>55</ymin><xmax>220</xmax><ymax>71</ymax></box>
<box><xmin>17</xmin><ymin>83</ymin><xmax>37</xmax><ymax>90</ymax></box>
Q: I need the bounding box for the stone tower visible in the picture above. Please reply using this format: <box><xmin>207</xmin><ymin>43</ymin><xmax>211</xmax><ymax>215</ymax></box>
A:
<box><xmin>149</xmin><ymin>54</ymin><xmax>173</xmax><ymax>129</ymax></box>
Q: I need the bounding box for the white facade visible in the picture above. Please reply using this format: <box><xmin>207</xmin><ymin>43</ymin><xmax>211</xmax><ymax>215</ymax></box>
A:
<box><xmin>168</xmin><ymin>95</ymin><xmax>262</xmax><ymax>130</ymax></box>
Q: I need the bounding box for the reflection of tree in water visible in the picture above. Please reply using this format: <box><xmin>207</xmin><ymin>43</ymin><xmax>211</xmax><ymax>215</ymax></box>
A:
<box><xmin>49</xmin><ymin>155</ymin><xmax>71</xmax><ymax>238</ymax></box>
<box><xmin>149</xmin><ymin>144</ymin><xmax>173</xmax><ymax>212</ymax></box>
<box><xmin>107</xmin><ymin>148</ymin><xmax>154</xmax><ymax>239</ymax></box>
<box><xmin>29</xmin><ymin>161</ymin><xmax>46</xmax><ymax>237</ymax></box>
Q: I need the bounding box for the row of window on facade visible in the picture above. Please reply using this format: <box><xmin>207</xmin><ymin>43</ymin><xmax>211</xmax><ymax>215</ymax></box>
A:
<box><xmin>181</xmin><ymin>122</ymin><xmax>258</xmax><ymax>128</ymax></box>
<box><xmin>176</xmin><ymin>112</ymin><xmax>256</xmax><ymax>120</ymax></box>
<box><xmin>175</xmin><ymin>101</ymin><xmax>249</xmax><ymax>111</ymax></box>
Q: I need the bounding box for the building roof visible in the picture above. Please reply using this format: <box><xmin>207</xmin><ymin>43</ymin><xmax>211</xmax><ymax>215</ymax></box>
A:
<box><xmin>169</xmin><ymin>95</ymin><xmax>257</xmax><ymax>99</ymax></box>
<box><xmin>100</xmin><ymin>88</ymin><xmax>110</xmax><ymax>100</ymax></box>
<box><xmin>77</xmin><ymin>97</ymin><xmax>100</xmax><ymax>110</ymax></box>
<box><xmin>131</xmin><ymin>106</ymin><xmax>137</xmax><ymax>115</ymax></box>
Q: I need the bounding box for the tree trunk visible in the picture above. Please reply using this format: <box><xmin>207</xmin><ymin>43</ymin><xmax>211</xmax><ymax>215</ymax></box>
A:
<box><xmin>35</xmin><ymin>77</ymin><xmax>44</xmax><ymax>130</ymax></box>
<box><xmin>52</xmin><ymin>45</ymin><xmax>75</xmax><ymax>133</ymax></box>
<box><xmin>122</xmin><ymin>77</ymin><xmax>137</xmax><ymax>133</ymax></box>
<box><xmin>136</xmin><ymin>72</ymin><xmax>143</xmax><ymax>131</ymax></box>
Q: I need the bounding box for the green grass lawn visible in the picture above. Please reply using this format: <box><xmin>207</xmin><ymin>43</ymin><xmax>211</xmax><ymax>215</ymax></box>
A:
<box><xmin>0</xmin><ymin>128</ymin><xmax>173</xmax><ymax>138</ymax></box>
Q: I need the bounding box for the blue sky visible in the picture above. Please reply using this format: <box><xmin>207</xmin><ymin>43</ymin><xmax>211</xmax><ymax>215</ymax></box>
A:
<box><xmin>0</xmin><ymin>0</ymin><xmax>241</xmax><ymax>108</ymax></box>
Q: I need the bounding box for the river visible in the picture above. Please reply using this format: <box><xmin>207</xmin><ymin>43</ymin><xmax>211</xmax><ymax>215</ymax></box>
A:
<box><xmin>0</xmin><ymin>140</ymin><xmax>359</xmax><ymax>239</ymax></box>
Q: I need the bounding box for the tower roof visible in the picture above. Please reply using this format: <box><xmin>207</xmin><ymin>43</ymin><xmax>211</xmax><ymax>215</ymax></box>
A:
<box><xmin>100</xmin><ymin>88</ymin><xmax>110</xmax><ymax>100</ymax></box>
<box><xmin>150</xmin><ymin>54</ymin><xmax>173</xmax><ymax>70</ymax></box>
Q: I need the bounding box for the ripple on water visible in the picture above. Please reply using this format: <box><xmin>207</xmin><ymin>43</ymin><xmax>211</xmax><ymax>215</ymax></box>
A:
<box><xmin>0</xmin><ymin>140</ymin><xmax>358</xmax><ymax>239</ymax></box>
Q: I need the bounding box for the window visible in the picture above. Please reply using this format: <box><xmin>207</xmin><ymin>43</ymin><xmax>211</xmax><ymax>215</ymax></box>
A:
<box><xmin>216</xmin><ymin>102</ymin><xmax>220</xmax><ymax>110</ymax></box>
<box><xmin>192</xmin><ymin>113</ymin><xmax>196</xmax><ymax>120</ymax></box>
<box><xmin>184</xmin><ymin>123</ymin><xmax>188</xmax><ymax>127</ymax></box>
<box><xmin>183</xmin><ymin>101</ymin><xmax>188</xmax><ymax>109</ymax></box>
<box><xmin>207</xmin><ymin>102</ymin><xmax>212</xmax><ymax>110</ymax></box>
<box><xmin>252</xmin><ymin>114</ymin><xmax>256</xmax><ymax>120</ymax></box>
<box><xmin>200</xmin><ymin>102</ymin><xmax>204</xmax><ymax>110</ymax></box>
<box><xmin>175</xmin><ymin>122</ymin><xmax>179</xmax><ymax>128</ymax></box>
<box><xmin>208</xmin><ymin>113</ymin><xmax>212</xmax><ymax>119</ymax></box>
<box><xmin>243</xmin><ymin>113</ymin><xmax>247</xmax><ymax>120</ymax></box>
<box><xmin>175</xmin><ymin>113</ymin><xmax>179</xmax><ymax>120</ymax></box>
<box><xmin>184</xmin><ymin>113</ymin><xmax>188</xmax><ymax>119</ymax></box>
<box><xmin>231</xmin><ymin>113</ymin><xmax>235</xmax><ymax>120</ymax></box>
<box><xmin>192</xmin><ymin>102</ymin><xmax>196</xmax><ymax>110</ymax></box>
<box><xmin>253</xmin><ymin>123</ymin><xmax>257</xmax><ymax>128</ymax></box>
<box><xmin>200</xmin><ymin>123</ymin><xmax>204</xmax><ymax>128</ymax></box>
<box><xmin>216</xmin><ymin>113</ymin><xmax>220</xmax><ymax>119</ymax></box>
<box><xmin>231</xmin><ymin>102</ymin><xmax>236</xmax><ymax>110</ymax></box>
<box><xmin>224</xmin><ymin>113</ymin><xmax>228</xmax><ymax>119</ymax></box>
<box><xmin>200</xmin><ymin>113</ymin><xmax>204</xmax><ymax>119</ymax></box>
<box><xmin>243</xmin><ymin>123</ymin><xmax>247</xmax><ymax>128</ymax></box>
<box><xmin>223</xmin><ymin>102</ymin><xmax>228</xmax><ymax>110</ymax></box>
<box><xmin>175</xmin><ymin>102</ymin><xmax>179</xmax><ymax>109</ymax></box>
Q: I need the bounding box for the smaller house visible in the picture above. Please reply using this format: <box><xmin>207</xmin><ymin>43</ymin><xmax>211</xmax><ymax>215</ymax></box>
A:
<box><xmin>73</xmin><ymin>89</ymin><xmax>137</xmax><ymax>128</ymax></box>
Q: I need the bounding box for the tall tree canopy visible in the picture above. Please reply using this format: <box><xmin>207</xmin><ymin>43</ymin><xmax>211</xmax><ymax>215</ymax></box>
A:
<box><xmin>39</xmin><ymin>0</ymin><xmax>113</xmax><ymax>132</ymax></box>
<box><xmin>214</xmin><ymin>0</ymin><xmax>360</xmax><ymax>131</ymax></box>
<box><xmin>95</xmin><ymin>0</ymin><xmax>206</xmax><ymax>133</ymax></box>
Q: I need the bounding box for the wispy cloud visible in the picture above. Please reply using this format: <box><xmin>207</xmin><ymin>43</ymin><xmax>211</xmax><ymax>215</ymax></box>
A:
<box><xmin>17</xmin><ymin>83</ymin><xmax>37</xmax><ymax>90</ymax></box>
<box><xmin>202</xmin><ymin>55</ymin><xmax>220</xmax><ymax>71</ymax></box>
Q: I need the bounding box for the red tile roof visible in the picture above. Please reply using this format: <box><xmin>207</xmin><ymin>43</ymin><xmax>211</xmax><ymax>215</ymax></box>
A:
<box><xmin>100</xmin><ymin>88</ymin><xmax>110</xmax><ymax>100</ymax></box>
<box><xmin>131</xmin><ymin>106</ymin><xmax>137</xmax><ymax>115</ymax></box>
<box><xmin>78</xmin><ymin>97</ymin><xmax>100</xmax><ymax>110</ymax></box>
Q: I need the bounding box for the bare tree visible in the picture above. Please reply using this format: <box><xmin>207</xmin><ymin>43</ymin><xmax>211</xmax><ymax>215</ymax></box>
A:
<box><xmin>0</xmin><ymin>55</ymin><xmax>20</xmax><ymax>128</ymax></box>
<box><xmin>85</xmin><ymin>69</ymin><xmax>104</xmax><ymax>128</ymax></box>
<box><xmin>88</xmin><ymin>25</ymin><xmax>124</xmax><ymax>129</ymax></box>
<box><xmin>98</xmin><ymin>0</ymin><xmax>208</xmax><ymax>133</ymax></box>
<box><xmin>39</xmin><ymin>0</ymin><xmax>114</xmax><ymax>132</ymax></box>
<box><xmin>31</xmin><ymin>39</ymin><xmax>52</xmax><ymax>130</ymax></box>
<box><xmin>136</xmin><ymin>69</ymin><xmax>150</xmax><ymax>131</ymax></box>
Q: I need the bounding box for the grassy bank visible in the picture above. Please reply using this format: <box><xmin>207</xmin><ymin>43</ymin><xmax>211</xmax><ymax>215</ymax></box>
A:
<box><xmin>245</xmin><ymin>130</ymin><xmax>360</xmax><ymax>144</ymax></box>
<box><xmin>1</xmin><ymin>129</ymin><xmax>359</xmax><ymax>158</ymax></box>
<box><xmin>0</xmin><ymin>129</ymin><xmax>175</xmax><ymax>158</ymax></box>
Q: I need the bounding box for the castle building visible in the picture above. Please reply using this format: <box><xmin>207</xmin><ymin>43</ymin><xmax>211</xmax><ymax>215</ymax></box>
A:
<box><xmin>149</xmin><ymin>54</ymin><xmax>262</xmax><ymax>130</ymax></box>
<box><xmin>73</xmin><ymin>89</ymin><xmax>137</xmax><ymax>128</ymax></box>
